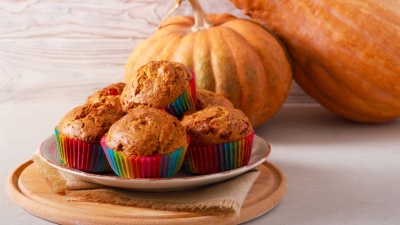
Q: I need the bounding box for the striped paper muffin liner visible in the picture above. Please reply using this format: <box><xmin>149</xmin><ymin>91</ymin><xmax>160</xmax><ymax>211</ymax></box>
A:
<box><xmin>183</xmin><ymin>131</ymin><xmax>255</xmax><ymax>175</ymax></box>
<box><xmin>54</xmin><ymin>128</ymin><xmax>112</xmax><ymax>173</ymax></box>
<box><xmin>162</xmin><ymin>69</ymin><xmax>197</xmax><ymax>119</ymax></box>
<box><xmin>100</xmin><ymin>134</ymin><xmax>190</xmax><ymax>178</ymax></box>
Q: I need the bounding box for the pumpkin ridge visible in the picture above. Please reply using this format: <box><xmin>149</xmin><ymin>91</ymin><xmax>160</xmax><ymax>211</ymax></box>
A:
<box><xmin>169</xmin><ymin>31</ymin><xmax>196</xmax><ymax>73</ymax></box>
<box><xmin>291</xmin><ymin>63</ymin><xmax>362</xmax><ymax>119</ymax></box>
<box><xmin>207</xmin><ymin>27</ymin><xmax>242</xmax><ymax>108</ymax></box>
<box><xmin>309</xmin><ymin>2</ymin><xmax>400</xmax><ymax>100</ymax></box>
<box><xmin>285</xmin><ymin>5</ymin><xmax>400</xmax><ymax>108</ymax></box>
<box><xmin>153</xmin><ymin>34</ymin><xmax>183</xmax><ymax>61</ymax></box>
<box><xmin>218</xmin><ymin>26</ymin><xmax>269</xmax><ymax>123</ymax></box>
<box><xmin>222</xmin><ymin>28</ymin><xmax>255</xmax><ymax>109</ymax></box>
<box><xmin>230</xmin><ymin>0</ymin><xmax>400</xmax><ymax>122</ymax></box>
<box><xmin>297</xmin><ymin>58</ymin><xmax>386</xmax><ymax>118</ymax></box>
<box><xmin>193</xmin><ymin>29</ymin><xmax>215</xmax><ymax>91</ymax></box>
<box><xmin>293</xmin><ymin>55</ymin><xmax>398</xmax><ymax>122</ymax></box>
<box><xmin>220</xmin><ymin>19</ymin><xmax>291</xmax><ymax>121</ymax></box>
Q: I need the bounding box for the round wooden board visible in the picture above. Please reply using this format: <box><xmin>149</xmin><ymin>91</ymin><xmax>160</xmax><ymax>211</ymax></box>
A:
<box><xmin>7</xmin><ymin>160</ymin><xmax>286</xmax><ymax>225</ymax></box>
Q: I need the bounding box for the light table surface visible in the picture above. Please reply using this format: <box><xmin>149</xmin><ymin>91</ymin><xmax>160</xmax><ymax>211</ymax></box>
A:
<box><xmin>1</xmin><ymin>103</ymin><xmax>399</xmax><ymax>224</ymax></box>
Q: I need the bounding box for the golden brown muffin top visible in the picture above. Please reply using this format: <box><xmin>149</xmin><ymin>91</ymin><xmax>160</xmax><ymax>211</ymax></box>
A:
<box><xmin>120</xmin><ymin>61</ymin><xmax>192</xmax><ymax>111</ymax></box>
<box><xmin>57</xmin><ymin>83</ymin><xmax>125</xmax><ymax>143</ymax></box>
<box><xmin>181</xmin><ymin>106</ymin><xmax>253</xmax><ymax>146</ymax></box>
<box><xmin>196</xmin><ymin>88</ymin><xmax>234</xmax><ymax>110</ymax></box>
<box><xmin>57</xmin><ymin>103</ymin><xmax>125</xmax><ymax>143</ymax></box>
<box><xmin>85</xmin><ymin>82</ymin><xmax>125</xmax><ymax>107</ymax></box>
<box><xmin>105</xmin><ymin>107</ymin><xmax>187</xmax><ymax>156</ymax></box>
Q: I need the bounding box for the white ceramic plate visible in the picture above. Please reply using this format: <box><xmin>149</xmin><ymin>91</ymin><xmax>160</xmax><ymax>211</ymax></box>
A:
<box><xmin>39</xmin><ymin>134</ymin><xmax>271</xmax><ymax>192</ymax></box>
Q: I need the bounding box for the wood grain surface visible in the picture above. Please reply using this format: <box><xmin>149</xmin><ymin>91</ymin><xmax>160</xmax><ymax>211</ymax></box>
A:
<box><xmin>0</xmin><ymin>0</ymin><xmax>314</xmax><ymax>105</ymax></box>
<box><xmin>7</xmin><ymin>160</ymin><xmax>286</xmax><ymax>225</ymax></box>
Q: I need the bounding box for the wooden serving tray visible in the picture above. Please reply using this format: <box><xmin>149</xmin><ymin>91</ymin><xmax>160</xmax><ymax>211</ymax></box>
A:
<box><xmin>7</xmin><ymin>160</ymin><xmax>286</xmax><ymax>225</ymax></box>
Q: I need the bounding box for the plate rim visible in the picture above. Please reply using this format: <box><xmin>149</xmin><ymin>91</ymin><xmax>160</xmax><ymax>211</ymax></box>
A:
<box><xmin>39</xmin><ymin>134</ymin><xmax>271</xmax><ymax>190</ymax></box>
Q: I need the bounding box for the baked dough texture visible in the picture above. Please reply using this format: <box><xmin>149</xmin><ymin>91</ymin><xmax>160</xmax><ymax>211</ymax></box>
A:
<box><xmin>195</xmin><ymin>88</ymin><xmax>234</xmax><ymax>110</ymax></box>
<box><xmin>181</xmin><ymin>106</ymin><xmax>253</xmax><ymax>146</ymax></box>
<box><xmin>120</xmin><ymin>61</ymin><xmax>192</xmax><ymax>111</ymax></box>
<box><xmin>85</xmin><ymin>82</ymin><xmax>125</xmax><ymax>106</ymax></box>
<box><xmin>57</xmin><ymin>83</ymin><xmax>126</xmax><ymax>143</ymax></box>
<box><xmin>105</xmin><ymin>107</ymin><xmax>187</xmax><ymax>156</ymax></box>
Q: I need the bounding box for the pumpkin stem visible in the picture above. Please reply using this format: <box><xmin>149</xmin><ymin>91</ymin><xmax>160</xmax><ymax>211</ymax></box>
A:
<box><xmin>188</xmin><ymin>0</ymin><xmax>212</xmax><ymax>32</ymax></box>
<box><xmin>158</xmin><ymin>0</ymin><xmax>212</xmax><ymax>32</ymax></box>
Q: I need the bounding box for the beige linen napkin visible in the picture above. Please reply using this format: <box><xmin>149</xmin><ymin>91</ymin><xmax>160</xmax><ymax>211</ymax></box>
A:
<box><xmin>32</xmin><ymin>150</ymin><xmax>260</xmax><ymax>216</ymax></box>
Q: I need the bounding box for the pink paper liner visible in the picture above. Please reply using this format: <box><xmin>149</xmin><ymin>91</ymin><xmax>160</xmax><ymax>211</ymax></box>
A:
<box><xmin>161</xmin><ymin>69</ymin><xmax>197</xmax><ymax>119</ymax></box>
<box><xmin>100</xmin><ymin>134</ymin><xmax>190</xmax><ymax>178</ymax></box>
<box><xmin>54</xmin><ymin>128</ymin><xmax>112</xmax><ymax>173</ymax></box>
<box><xmin>183</xmin><ymin>131</ymin><xmax>255</xmax><ymax>175</ymax></box>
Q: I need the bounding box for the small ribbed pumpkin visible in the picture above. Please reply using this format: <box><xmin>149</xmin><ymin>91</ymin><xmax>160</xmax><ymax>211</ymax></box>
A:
<box><xmin>231</xmin><ymin>0</ymin><xmax>400</xmax><ymax>123</ymax></box>
<box><xmin>123</xmin><ymin>0</ymin><xmax>292</xmax><ymax>127</ymax></box>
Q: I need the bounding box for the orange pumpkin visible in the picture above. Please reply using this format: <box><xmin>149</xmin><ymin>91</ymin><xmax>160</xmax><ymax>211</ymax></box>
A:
<box><xmin>123</xmin><ymin>0</ymin><xmax>292</xmax><ymax>127</ymax></box>
<box><xmin>231</xmin><ymin>0</ymin><xmax>400</xmax><ymax>123</ymax></box>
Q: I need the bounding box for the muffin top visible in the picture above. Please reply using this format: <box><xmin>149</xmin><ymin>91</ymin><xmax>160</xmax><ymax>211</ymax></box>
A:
<box><xmin>196</xmin><ymin>88</ymin><xmax>234</xmax><ymax>110</ymax></box>
<box><xmin>57</xmin><ymin>103</ymin><xmax>125</xmax><ymax>143</ymax></box>
<box><xmin>105</xmin><ymin>107</ymin><xmax>187</xmax><ymax>156</ymax></box>
<box><xmin>181</xmin><ymin>106</ymin><xmax>253</xmax><ymax>146</ymax></box>
<box><xmin>120</xmin><ymin>60</ymin><xmax>192</xmax><ymax>111</ymax></box>
<box><xmin>85</xmin><ymin>82</ymin><xmax>125</xmax><ymax>108</ymax></box>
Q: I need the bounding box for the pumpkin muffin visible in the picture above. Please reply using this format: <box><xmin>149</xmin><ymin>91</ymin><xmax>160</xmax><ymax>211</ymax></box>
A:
<box><xmin>195</xmin><ymin>88</ymin><xmax>234</xmax><ymax>110</ymax></box>
<box><xmin>120</xmin><ymin>60</ymin><xmax>196</xmax><ymax>119</ymax></box>
<box><xmin>54</xmin><ymin>83</ymin><xmax>125</xmax><ymax>173</ymax></box>
<box><xmin>101</xmin><ymin>107</ymin><xmax>189</xmax><ymax>178</ymax></box>
<box><xmin>85</xmin><ymin>82</ymin><xmax>125</xmax><ymax>106</ymax></box>
<box><xmin>180</xmin><ymin>106</ymin><xmax>254</xmax><ymax>175</ymax></box>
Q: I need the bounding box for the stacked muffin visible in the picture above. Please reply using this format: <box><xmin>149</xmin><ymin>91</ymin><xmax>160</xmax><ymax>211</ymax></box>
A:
<box><xmin>195</xmin><ymin>88</ymin><xmax>234</xmax><ymax>110</ymax></box>
<box><xmin>55</xmin><ymin>60</ymin><xmax>255</xmax><ymax>178</ymax></box>
<box><xmin>101</xmin><ymin>61</ymin><xmax>194</xmax><ymax>178</ymax></box>
<box><xmin>121</xmin><ymin>60</ymin><xmax>196</xmax><ymax>119</ymax></box>
<box><xmin>55</xmin><ymin>83</ymin><xmax>125</xmax><ymax>173</ymax></box>
<box><xmin>101</xmin><ymin>107</ymin><xmax>189</xmax><ymax>178</ymax></box>
<box><xmin>181</xmin><ymin>92</ymin><xmax>254</xmax><ymax>175</ymax></box>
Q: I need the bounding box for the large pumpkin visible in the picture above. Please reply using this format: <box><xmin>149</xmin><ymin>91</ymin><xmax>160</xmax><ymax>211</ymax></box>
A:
<box><xmin>230</xmin><ymin>0</ymin><xmax>400</xmax><ymax>123</ymax></box>
<box><xmin>123</xmin><ymin>0</ymin><xmax>292</xmax><ymax>127</ymax></box>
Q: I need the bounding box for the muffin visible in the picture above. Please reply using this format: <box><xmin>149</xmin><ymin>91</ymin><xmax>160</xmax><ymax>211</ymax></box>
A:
<box><xmin>195</xmin><ymin>88</ymin><xmax>234</xmax><ymax>110</ymax></box>
<box><xmin>55</xmin><ymin>83</ymin><xmax>126</xmax><ymax>173</ymax></box>
<box><xmin>85</xmin><ymin>82</ymin><xmax>125</xmax><ymax>106</ymax></box>
<box><xmin>180</xmin><ymin>106</ymin><xmax>254</xmax><ymax>175</ymax></box>
<box><xmin>120</xmin><ymin>60</ymin><xmax>196</xmax><ymax>119</ymax></box>
<box><xmin>100</xmin><ymin>107</ymin><xmax>189</xmax><ymax>178</ymax></box>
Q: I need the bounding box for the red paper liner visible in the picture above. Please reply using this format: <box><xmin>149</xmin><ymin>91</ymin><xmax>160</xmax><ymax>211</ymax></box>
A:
<box><xmin>183</xmin><ymin>131</ymin><xmax>255</xmax><ymax>175</ymax></box>
<box><xmin>54</xmin><ymin>128</ymin><xmax>112</xmax><ymax>173</ymax></box>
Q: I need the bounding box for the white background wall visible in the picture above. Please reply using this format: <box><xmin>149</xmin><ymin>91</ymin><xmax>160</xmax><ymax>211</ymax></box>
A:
<box><xmin>0</xmin><ymin>0</ymin><xmax>314</xmax><ymax>105</ymax></box>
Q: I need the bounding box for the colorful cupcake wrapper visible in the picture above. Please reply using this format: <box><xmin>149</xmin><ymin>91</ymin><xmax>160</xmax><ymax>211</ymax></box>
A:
<box><xmin>183</xmin><ymin>131</ymin><xmax>255</xmax><ymax>175</ymax></box>
<box><xmin>54</xmin><ymin>128</ymin><xmax>112</xmax><ymax>173</ymax></box>
<box><xmin>162</xmin><ymin>69</ymin><xmax>197</xmax><ymax>119</ymax></box>
<box><xmin>100</xmin><ymin>134</ymin><xmax>190</xmax><ymax>178</ymax></box>
<box><xmin>189</xmin><ymin>69</ymin><xmax>197</xmax><ymax>106</ymax></box>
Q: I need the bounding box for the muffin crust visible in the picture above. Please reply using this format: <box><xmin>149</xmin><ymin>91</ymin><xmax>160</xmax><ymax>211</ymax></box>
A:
<box><xmin>196</xmin><ymin>88</ymin><xmax>234</xmax><ymax>110</ymax></box>
<box><xmin>121</xmin><ymin>61</ymin><xmax>192</xmax><ymax>111</ymax></box>
<box><xmin>181</xmin><ymin>106</ymin><xmax>252</xmax><ymax>146</ymax></box>
<box><xmin>105</xmin><ymin>107</ymin><xmax>187</xmax><ymax>156</ymax></box>
<box><xmin>85</xmin><ymin>82</ymin><xmax>125</xmax><ymax>107</ymax></box>
<box><xmin>57</xmin><ymin>104</ymin><xmax>125</xmax><ymax>143</ymax></box>
<box><xmin>57</xmin><ymin>83</ymin><xmax>126</xmax><ymax>143</ymax></box>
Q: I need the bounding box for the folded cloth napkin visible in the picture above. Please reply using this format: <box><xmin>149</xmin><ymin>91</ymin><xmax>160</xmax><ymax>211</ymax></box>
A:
<box><xmin>32</xmin><ymin>150</ymin><xmax>260</xmax><ymax>216</ymax></box>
